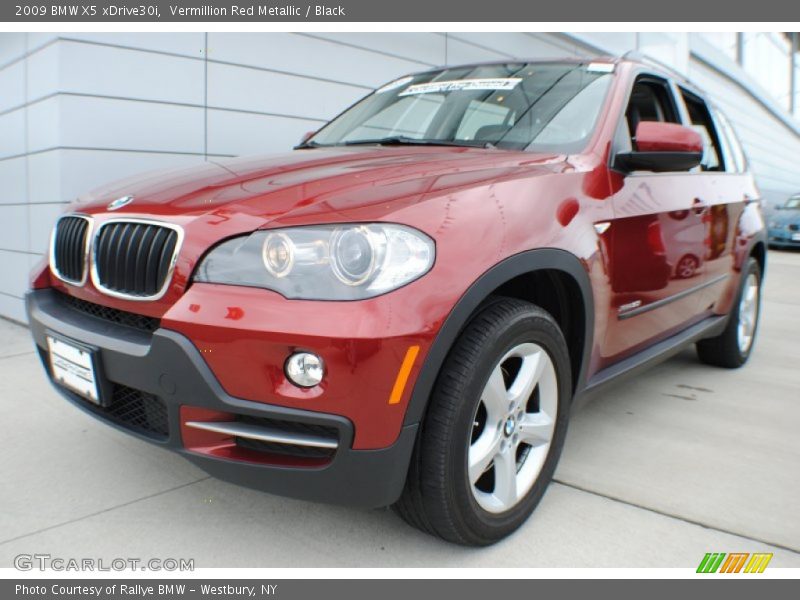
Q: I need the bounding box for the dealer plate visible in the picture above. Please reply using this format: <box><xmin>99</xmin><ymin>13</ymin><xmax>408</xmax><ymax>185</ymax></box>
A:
<box><xmin>46</xmin><ymin>335</ymin><xmax>101</xmax><ymax>404</ymax></box>
<box><xmin>792</xmin><ymin>233</ymin><xmax>800</xmax><ymax>241</ymax></box>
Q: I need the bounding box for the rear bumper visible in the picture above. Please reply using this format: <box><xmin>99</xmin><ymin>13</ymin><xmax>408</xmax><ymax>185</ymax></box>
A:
<box><xmin>26</xmin><ymin>288</ymin><xmax>417</xmax><ymax>508</ymax></box>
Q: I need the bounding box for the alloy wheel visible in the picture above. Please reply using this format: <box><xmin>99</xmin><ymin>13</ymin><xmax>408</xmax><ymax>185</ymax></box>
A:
<box><xmin>468</xmin><ymin>343</ymin><xmax>558</xmax><ymax>514</ymax></box>
<box><xmin>737</xmin><ymin>272</ymin><xmax>759</xmax><ymax>353</ymax></box>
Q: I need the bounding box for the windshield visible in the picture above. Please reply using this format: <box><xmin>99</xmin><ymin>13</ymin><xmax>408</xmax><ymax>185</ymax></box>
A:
<box><xmin>785</xmin><ymin>197</ymin><xmax>800</xmax><ymax>209</ymax></box>
<box><xmin>306</xmin><ymin>62</ymin><xmax>614</xmax><ymax>152</ymax></box>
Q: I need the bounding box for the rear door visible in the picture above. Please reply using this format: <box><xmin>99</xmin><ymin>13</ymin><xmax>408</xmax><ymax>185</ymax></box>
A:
<box><xmin>676</xmin><ymin>90</ymin><xmax>751</xmax><ymax>314</ymax></box>
<box><xmin>602</xmin><ymin>74</ymin><xmax>707</xmax><ymax>362</ymax></box>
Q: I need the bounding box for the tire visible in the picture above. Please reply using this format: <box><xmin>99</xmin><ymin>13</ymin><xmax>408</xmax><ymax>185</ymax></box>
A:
<box><xmin>675</xmin><ymin>254</ymin><xmax>700</xmax><ymax>279</ymax></box>
<box><xmin>696</xmin><ymin>257</ymin><xmax>762</xmax><ymax>368</ymax></box>
<box><xmin>393</xmin><ymin>297</ymin><xmax>572</xmax><ymax>545</ymax></box>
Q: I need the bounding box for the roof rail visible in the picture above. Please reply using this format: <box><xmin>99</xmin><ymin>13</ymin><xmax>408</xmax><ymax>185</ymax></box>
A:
<box><xmin>620</xmin><ymin>50</ymin><xmax>690</xmax><ymax>83</ymax></box>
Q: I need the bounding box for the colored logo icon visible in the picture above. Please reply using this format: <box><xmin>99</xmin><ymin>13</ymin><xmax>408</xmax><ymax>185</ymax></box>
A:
<box><xmin>697</xmin><ymin>552</ymin><xmax>773</xmax><ymax>573</ymax></box>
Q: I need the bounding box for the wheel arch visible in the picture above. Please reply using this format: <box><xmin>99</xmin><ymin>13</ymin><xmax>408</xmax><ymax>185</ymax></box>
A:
<box><xmin>403</xmin><ymin>249</ymin><xmax>594</xmax><ymax>427</ymax></box>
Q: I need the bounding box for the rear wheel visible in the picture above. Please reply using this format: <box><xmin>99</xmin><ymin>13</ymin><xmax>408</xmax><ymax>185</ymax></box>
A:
<box><xmin>393</xmin><ymin>298</ymin><xmax>571</xmax><ymax>545</ymax></box>
<box><xmin>696</xmin><ymin>257</ymin><xmax>762</xmax><ymax>368</ymax></box>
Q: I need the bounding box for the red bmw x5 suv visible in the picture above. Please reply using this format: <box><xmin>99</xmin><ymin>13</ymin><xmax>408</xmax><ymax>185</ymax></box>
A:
<box><xmin>27</xmin><ymin>57</ymin><xmax>766</xmax><ymax>545</ymax></box>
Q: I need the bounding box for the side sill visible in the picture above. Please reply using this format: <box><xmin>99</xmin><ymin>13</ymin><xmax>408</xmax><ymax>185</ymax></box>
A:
<box><xmin>574</xmin><ymin>314</ymin><xmax>728</xmax><ymax>409</ymax></box>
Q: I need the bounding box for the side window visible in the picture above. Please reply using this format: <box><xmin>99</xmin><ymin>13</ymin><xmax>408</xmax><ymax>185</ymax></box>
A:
<box><xmin>715</xmin><ymin>109</ymin><xmax>747</xmax><ymax>173</ymax></box>
<box><xmin>624</xmin><ymin>76</ymin><xmax>680</xmax><ymax>150</ymax></box>
<box><xmin>679</xmin><ymin>89</ymin><xmax>725</xmax><ymax>172</ymax></box>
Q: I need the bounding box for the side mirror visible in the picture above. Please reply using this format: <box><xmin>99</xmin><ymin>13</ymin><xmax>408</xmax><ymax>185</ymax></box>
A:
<box><xmin>615</xmin><ymin>121</ymin><xmax>703</xmax><ymax>173</ymax></box>
<box><xmin>299</xmin><ymin>130</ymin><xmax>317</xmax><ymax>144</ymax></box>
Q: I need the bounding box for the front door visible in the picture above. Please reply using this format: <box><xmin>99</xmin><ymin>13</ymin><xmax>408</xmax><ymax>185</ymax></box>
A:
<box><xmin>602</xmin><ymin>74</ymin><xmax>708</xmax><ymax>362</ymax></box>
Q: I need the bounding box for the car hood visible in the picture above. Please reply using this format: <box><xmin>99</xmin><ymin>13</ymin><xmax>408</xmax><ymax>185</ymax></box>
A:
<box><xmin>74</xmin><ymin>146</ymin><xmax>569</xmax><ymax>234</ymax></box>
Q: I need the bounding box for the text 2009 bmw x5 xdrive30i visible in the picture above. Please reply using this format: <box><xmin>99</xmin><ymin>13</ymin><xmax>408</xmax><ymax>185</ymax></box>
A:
<box><xmin>27</xmin><ymin>57</ymin><xmax>766</xmax><ymax>545</ymax></box>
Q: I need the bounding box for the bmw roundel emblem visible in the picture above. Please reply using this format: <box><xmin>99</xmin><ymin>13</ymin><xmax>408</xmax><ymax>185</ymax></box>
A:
<box><xmin>107</xmin><ymin>195</ymin><xmax>134</xmax><ymax>211</ymax></box>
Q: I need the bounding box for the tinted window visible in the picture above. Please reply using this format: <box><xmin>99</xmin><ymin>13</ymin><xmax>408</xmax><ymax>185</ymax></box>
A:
<box><xmin>679</xmin><ymin>89</ymin><xmax>725</xmax><ymax>171</ymax></box>
<box><xmin>622</xmin><ymin>76</ymin><xmax>680</xmax><ymax>151</ymax></box>
<box><xmin>715</xmin><ymin>109</ymin><xmax>747</xmax><ymax>173</ymax></box>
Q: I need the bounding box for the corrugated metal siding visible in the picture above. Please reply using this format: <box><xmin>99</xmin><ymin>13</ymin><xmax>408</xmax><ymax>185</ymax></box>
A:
<box><xmin>0</xmin><ymin>32</ymin><xmax>798</xmax><ymax>322</ymax></box>
<box><xmin>687</xmin><ymin>58</ymin><xmax>800</xmax><ymax>207</ymax></box>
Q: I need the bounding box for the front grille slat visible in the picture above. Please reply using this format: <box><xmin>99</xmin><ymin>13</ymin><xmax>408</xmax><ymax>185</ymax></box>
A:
<box><xmin>52</xmin><ymin>215</ymin><xmax>90</xmax><ymax>284</ymax></box>
<box><xmin>123</xmin><ymin>224</ymin><xmax>143</xmax><ymax>292</ymax></box>
<box><xmin>96</xmin><ymin>222</ymin><xmax>112</xmax><ymax>280</ymax></box>
<box><xmin>144</xmin><ymin>227</ymin><xmax>168</xmax><ymax>296</ymax></box>
<box><xmin>156</xmin><ymin>232</ymin><xmax>178</xmax><ymax>289</ymax></box>
<box><xmin>133</xmin><ymin>226</ymin><xmax>154</xmax><ymax>293</ymax></box>
<box><xmin>62</xmin><ymin>218</ymin><xmax>75</xmax><ymax>277</ymax></box>
<box><xmin>99</xmin><ymin>224</ymin><xmax>122</xmax><ymax>288</ymax></box>
<box><xmin>94</xmin><ymin>220</ymin><xmax>181</xmax><ymax>299</ymax></box>
<box><xmin>56</xmin><ymin>218</ymin><xmax>69</xmax><ymax>277</ymax></box>
<box><xmin>71</xmin><ymin>219</ymin><xmax>83</xmax><ymax>279</ymax></box>
<box><xmin>66</xmin><ymin>220</ymin><xmax>76</xmax><ymax>278</ymax></box>
<box><xmin>112</xmin><ymin>223</ymin><xmax>132</xmax><ymax>291</ymax></box>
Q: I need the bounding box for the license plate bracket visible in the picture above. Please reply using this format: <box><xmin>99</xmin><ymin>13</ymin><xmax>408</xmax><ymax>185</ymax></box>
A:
<box><xmin>46</xmin><ymin>333</ymin><xmax>109</xmax><ymax>406</ymax></box>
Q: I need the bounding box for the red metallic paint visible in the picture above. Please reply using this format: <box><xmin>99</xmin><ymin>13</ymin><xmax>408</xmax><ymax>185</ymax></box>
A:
<box><xmin>634</xmin><ymin>121</ymin><xmax>704</xmax><ymax>153</ymax></box>
<box><xmin>32</xmin><ymin>60</ymin><xmax>765</xmax><ymax>452</ymax></box>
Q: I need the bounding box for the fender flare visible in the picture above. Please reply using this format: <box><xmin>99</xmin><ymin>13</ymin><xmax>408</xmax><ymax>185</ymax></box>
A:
<box><xmin>403</xmin><ymin>248</ymin><xmax>595</xmax><ymax>426</ymax></box>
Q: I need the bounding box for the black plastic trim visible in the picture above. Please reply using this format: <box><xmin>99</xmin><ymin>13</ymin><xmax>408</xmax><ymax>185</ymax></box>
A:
<box><xmin>26</xmin><ymin>288</ymin><xmax>416</xmax><ymax>508</ymax></box>
<box><xmin>576</xmin><ymin>314</ymin><xmax>728</xmax><ymax>407</ymax></box>
<box><xmin>403</xmin><ymin>248</ymin><xmax>594</xmax><ymax>426</ymax></box>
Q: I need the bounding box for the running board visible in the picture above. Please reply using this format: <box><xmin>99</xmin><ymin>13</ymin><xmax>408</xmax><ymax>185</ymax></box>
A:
<box><xmin>185</xmin><ymin>421</ymin><xmax>339</xmax><ymax>449</ymax></box>
<box><xmin>576</xmin><ymin>314</ymin><xmax>728</xmax><ymax>407</ymax></box>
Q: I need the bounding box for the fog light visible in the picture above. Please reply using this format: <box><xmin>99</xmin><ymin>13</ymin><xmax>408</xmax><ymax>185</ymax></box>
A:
<box><xmin>285</xmin><ymin>352</ymin><xmax>324</xmax><ymax>388</ymax></box>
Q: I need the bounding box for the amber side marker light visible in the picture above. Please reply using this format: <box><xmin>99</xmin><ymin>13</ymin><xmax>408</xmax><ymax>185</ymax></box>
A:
<box><xmin>388</xmin><ymin>345</ymin><xmax>420</xmax><ymax>405</ymax></box>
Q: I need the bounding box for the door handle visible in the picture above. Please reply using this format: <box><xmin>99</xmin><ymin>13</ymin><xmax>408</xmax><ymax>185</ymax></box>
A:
<box><xmin>692</xmin><ymin>198</ymin><xmax>708</xmax><ymax>215</ymax></box>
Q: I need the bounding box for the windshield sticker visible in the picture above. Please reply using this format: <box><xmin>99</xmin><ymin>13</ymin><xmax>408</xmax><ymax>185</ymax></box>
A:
<box><xmin>399</xmin><ymin>78</ymin><xmax>523</xmax><ymax>96</ymax></box>
<box><xmin>376</xmin><ymin>76</ymin><xmax>415</xmax><ymax>94</ymax></box>
<box><xmin>587</xmin><ymin>62</ymin><xmax>615</xmax><ymax>73</ymax></box>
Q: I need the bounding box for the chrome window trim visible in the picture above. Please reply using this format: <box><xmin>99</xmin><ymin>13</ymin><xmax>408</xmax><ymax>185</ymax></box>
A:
<box><xmin>49</xmin><ymin>214</ymin><xmax>94</xmax><ymax>287</ymax></box>
<box><xmin>89</xmin><ymin>217</ymin><xmax>185</xmax><ymax>302</ymax></box>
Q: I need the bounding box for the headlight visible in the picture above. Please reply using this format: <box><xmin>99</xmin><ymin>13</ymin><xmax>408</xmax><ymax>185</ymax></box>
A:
<box><xmin>194</xmin><ymin>224</ymin><xmax>435</xmax><ymax>300</ymax></box>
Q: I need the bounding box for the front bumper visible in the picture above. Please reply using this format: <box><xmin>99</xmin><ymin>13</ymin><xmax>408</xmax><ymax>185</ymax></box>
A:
<box><xmin>768</xmin><ymin>228</ymin><xmax>800</xmax><ymax>246</ymax></box>
<box><xmin>26</xmin><ymin>289</ymin><xmax>417</xmax><ymax>508</ymax></box>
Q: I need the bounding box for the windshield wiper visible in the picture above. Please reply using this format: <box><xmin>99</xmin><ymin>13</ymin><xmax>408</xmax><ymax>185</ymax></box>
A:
<box><xmin>294</xmin><ymin>140</ymin><xmax>328</xmax><ymax>150</ymax></box>
<box><xmin>342</xmin><ymin>136</ymin><xmax>488</xmax><ymax>148</ymax></box>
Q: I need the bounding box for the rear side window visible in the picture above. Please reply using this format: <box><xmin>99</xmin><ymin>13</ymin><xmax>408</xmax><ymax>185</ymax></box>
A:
<box><xmin>679</xmin><ymin>89</ymin><xmax>725</xmax><ymax>172</ymax></box>
<box><xmin>714</xmin><ymin>109</ymin><xmax>747</xmax><ymax>173</ymax></box>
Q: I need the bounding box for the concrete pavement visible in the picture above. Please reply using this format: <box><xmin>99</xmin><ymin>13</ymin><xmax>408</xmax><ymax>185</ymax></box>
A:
<box><xmin>1</xmin><ymin>251</ymin><xmax>798</xmax><ymax>568</ymax></box>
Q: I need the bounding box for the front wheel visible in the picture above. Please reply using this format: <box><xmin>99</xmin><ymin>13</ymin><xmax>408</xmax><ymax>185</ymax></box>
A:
<box><xmin>393</xmin><ymin>298</ymin><xmax>572</xmax><ymax>545</ymax></box>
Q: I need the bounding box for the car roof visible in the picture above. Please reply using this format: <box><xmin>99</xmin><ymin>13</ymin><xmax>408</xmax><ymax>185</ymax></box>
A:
<box><xmin>411</xmin><ymin>54</ymin><xmax>705</xmax><ymax>101</ymax></box>
<box><xmin>415</xmin><ymin>54</ymin><xmax>692</xmax><ymax>85</ymax></box>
